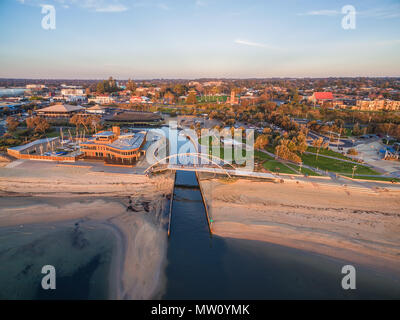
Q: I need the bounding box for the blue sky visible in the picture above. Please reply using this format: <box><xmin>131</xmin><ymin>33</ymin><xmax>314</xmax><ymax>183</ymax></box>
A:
<box><xmin>0</xmin><ymin>0</ymin><xmax>399</xmax><ymax>79</ymax></box>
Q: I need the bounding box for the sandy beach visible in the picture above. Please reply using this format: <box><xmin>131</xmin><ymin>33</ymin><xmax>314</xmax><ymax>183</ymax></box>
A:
<box><xmin>198</xmin><ymin>175</ymin><xmax>400</xmax><ymax>274</ymax></box>
<box><xmin>0</xmin><ymin>164</ymin><xmax>174</xmax><ymax>299</ymax></box>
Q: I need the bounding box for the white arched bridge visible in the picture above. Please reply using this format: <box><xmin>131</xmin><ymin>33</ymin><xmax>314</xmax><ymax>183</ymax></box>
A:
<box><xmin>144</xmin><ymin>152</ymin><xmax>278</xmax><ymax>180</ymax></box>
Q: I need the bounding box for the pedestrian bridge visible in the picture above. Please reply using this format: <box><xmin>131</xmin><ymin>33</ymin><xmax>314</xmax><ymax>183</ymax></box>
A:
<box><xmin>144</xmin><ymin>152</ymin><xmax>278</xmax><ymax>180</ymax></box>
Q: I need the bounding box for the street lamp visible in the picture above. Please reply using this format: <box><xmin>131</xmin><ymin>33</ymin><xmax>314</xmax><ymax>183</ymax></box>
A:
<box><xmin>352</xmin><ymin>165</ymin><xmax>357</xmax><ymax>179</ymax></box>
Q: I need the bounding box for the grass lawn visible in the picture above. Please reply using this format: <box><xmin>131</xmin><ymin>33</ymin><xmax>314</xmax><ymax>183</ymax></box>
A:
<box><xmin>254</xmin><ymin>150</ymin><xmax>274</xmax><ymax>160</ymax></box>
<box><xmin>286</xmin><ymin>163</ymin><xmax>321</xmax><ymax>176</ymax></box>
<box><xmin>307</xmin><ymin>146</ymin><xmax>352</xmax><ymax>160</ymax></box>
<box><xmin>263</xmin><ymin>160</ymin><xmax>297</xmax><ymax>174</ymax></box>
<box><xmin>44</xmin><ymin>130</ymin><xmax>61</xmax><ymax>138</ymax></box>
<box><xmin>255</xmin><ymin>150</ymin><xmax>319</xmax><ymax>175</ymax></box>
<box><xmin>265</xmin><ymin>145</ymin><xmax>275</xmax><ymax>154</ymax></box>
<box><xmin>197</xmin><ymin>95</ymin><xmax>227</xmax><ymax>103</ymax></box>
<box><xmin>198</xmin><ymin>145</ymin><xmax>248</xmax><ymax>166</ymax></box>
<box><xmin>301</xmin><ymin>153</ymin><xmax>380</xmax><ymax>175</ymax></box>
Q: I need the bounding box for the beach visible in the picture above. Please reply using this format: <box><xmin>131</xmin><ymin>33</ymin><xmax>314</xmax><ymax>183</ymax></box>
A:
<box><xmin>198</xmin><ymin>175</ymin><xmax>400</xmax><ymax>275</ymax></box>
<box><xmin>0</xmin><ymin>163</ymin><xmax>174</xmax><ymax>299</ymax></box>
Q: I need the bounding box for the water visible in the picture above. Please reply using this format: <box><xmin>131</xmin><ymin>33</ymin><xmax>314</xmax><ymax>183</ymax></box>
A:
<box><xmin>0</xmin><ymin>221</ymin><xmax>116</xmax><ymax>300</ymax></box>
<box><xmin>163</xmin><ymin>171</ymin><xmax>400</xmax><ymax>299</ymax></box>
<box><xmin>0</xmin><ymin>88</ymin><xmax>27</xmax><ymax>97</ymax></box>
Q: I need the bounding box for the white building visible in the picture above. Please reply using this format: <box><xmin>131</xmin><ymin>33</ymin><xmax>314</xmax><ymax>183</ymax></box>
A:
<box><xmin>86</xmin><ymin>105</ymin><xmax>106</xmax><ymax>114</ymax></box>
<box><xmin>61</xmin><ymin>88</ymin><xmax>85</xmax><ymax>96</ymax></box>
<box><xmin>88</xmin><ymin>95</ymin><xmax>115</xmax><ymax>105</ymax></box>
<box><xmin>60</xmin><ymin>88</ymin><xmax>86</xmax><ymax>103</ymax></box>
<box><xmin>26</xmin><ymin>84</ymin><xmax>46</xmax><ymax>90</ymax></box>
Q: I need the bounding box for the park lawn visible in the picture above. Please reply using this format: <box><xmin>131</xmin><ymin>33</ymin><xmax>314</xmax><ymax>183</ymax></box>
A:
<box><xmin>285</xmin><ymin>163</ymin><xmax>321</xmax><ymax>176</ymax></box>
<box><xmin>263</xmin><ymin>160</ymin><xmax>297</xmax><ymax>174</ymax></box>
<box><xmin>301</xmin><ymin>153</ymin><xmax>380</xmax><ymax>175</ymax></box>
<box><xmin>254</xmin><ymin>150</ymin><xmax>274</xmax><ymax>161</ymax></box>
<box><xmin>201</xmin><ymin>145</ymin><xmax>248</xmax><ymax>165</ymax></box>
<box><xmin>264</xmin><ymin>145</ymin><xmax>275</xmax><ymax>154</ymax></box>
<box><xmin>44</xmin><ymin>130</ymin><xmax>62</xmax><ymax>138</ymax></box>
<box><xmin>300</xmin><ymin>167</ymin><xmax>321</xmax><ymax>176</ymax></box>
<box><xmin>197</xmin><ymin>96</ymin><xmax>227</xmax><ymax>103</ymax></box>
<box><xmin>255</xmin><ymin>150</ymin><xmax>320</xmax><ymax>175</ymax></box>
<box><xmin>343</xmin><ymin>175</ymin><xmax>400</xmax><ymax>183</ymax></box>
<box><xmin>306</xmin><ymin>146</ymin><xmax>352</xmax><ymax>160</ymax></box>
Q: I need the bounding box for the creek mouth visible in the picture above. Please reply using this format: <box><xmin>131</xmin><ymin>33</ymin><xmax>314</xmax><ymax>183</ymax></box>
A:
<box><xmin>162</xmin><ymin>171</ymin><xmax>400</xmax><ymax>299</ymax></box>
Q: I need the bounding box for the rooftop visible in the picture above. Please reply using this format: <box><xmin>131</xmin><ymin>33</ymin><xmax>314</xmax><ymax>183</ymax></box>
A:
<box><xmin>108</xmin><ymin>111</ymin><xmax>162</xmax><ymax>122</ymax></box>
<box><xmin>111</xmin><ymin>132</ymin><xmax>146</xmax><ymax>150</ymax></box>
<box><xmin>8</xmin><ymin>137</ymin><xmax>58</xmax><ymax>152</ymax></box>
<box><xmin>87</xmin><ymin>105</ymin><xmax>105</xmax><ymax>110</ymax></box>
<box><xmin>313</xmin><ymin>92</ymin><xmax>334</xmax><ymax>100</ymax></box>
<box><xmin>94</xmin><ymin>131</ymin><xmax>114</xmax><ymax>137</ymax></box>
<box><xmin>37</xmin><ymin>104</ymin><xmax>84</xmax><ymax>113</ymax></box>
<box><xmin>84</xmin><ymin>131</ymin><xmax>146</xmax><ymax>151</ymax></box>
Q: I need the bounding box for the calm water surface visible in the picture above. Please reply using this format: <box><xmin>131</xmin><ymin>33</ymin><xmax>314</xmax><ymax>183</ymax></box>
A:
<box><xmin>163</xmin><ymin>171</ymin><xmax>400</xmax><ymax>299</ymax></box>
<box><xmin>0</xmin><ymin>220</ymin><xmax>116</xmax><ymax>299</ymax></box>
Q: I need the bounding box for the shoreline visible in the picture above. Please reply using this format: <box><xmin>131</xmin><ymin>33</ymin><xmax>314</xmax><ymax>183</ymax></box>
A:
<box><xmin>199</xmin><ymin>175</ymin><xmax>400</xmax><ymax>275</ymax></box>
<box><xmin>0</xmin><ymin>171</ymin><xmax>174</xmax><ymax>300</ymax></box>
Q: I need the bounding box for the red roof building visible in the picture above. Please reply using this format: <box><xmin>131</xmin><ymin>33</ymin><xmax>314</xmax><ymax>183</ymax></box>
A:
<box><xmin>130</xmin><ymin>96</ymin><xmax>143</xmax><ymax>104</ymax></box>
<box><xmin>309</xmin><ymin>92</ymin><xmax>334</xmax><ymax>104</ymax></box>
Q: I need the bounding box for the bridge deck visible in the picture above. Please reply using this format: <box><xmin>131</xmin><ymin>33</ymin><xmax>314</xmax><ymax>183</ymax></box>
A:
<box><xmin>152</xmin><ymin>164</ymin><xmax>278</xmax><ymax>180</ymax></box>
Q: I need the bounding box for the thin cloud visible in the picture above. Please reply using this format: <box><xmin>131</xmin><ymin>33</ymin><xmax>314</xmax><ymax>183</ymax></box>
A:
<box><xmin>359</xmin><ymin>5</ymin><xmax>400</xmax><ymax>19</ymax></box>
<box><xmin>299</xmin><ymin>4</ymin><xmax>400</xmax><ymax>19</ymax></box>
<box><xmin>234</xmin><ymin>39</ymin><xmax>280</xmax><ymax>50</ymax></box>
<box><xmin>16</xmin><ymin>0</ymin><xmax>129</xmax><ymax>13</ymax></box>
<box><xmin>297</xmin><ymin>10</ymin><xmax>340</xmax><ymax>16</ymax></box>
<box><xmin>95</xmin><ymin>5</ymin><xmax>128</xmax><ymax>13</ymax></box>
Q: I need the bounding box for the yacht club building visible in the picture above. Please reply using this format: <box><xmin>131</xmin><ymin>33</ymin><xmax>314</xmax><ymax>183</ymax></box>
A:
<box><xmin>80</xmin><ymin>126</ymin><xmax>147</xmax><ymax>166</ymax></box>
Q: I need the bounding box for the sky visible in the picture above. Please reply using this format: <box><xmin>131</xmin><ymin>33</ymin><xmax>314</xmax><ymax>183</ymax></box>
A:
<box><xmin>0</xmin><ymin>0</ymin><xmax>399</xmax><ymax>79</ymax></box>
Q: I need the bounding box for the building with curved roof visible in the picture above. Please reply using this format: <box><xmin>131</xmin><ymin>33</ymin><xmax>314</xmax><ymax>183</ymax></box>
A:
<box><xmin>80</xmin><ymin>126</ymin><xmax>147</xmax><ymax>166</ymax></box>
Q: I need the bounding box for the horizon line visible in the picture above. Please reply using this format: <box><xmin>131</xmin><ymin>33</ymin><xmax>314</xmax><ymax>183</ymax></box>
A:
<box><xmin>1</xmin><ymin>76</ymin><xmax>400</xmax><ymax>81</ymax></box>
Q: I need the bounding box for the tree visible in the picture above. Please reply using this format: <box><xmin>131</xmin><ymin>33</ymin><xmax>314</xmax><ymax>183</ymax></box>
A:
<box><xmin>26</xmin><ymin>116</ymin><xmax>50</xmax><ymax>134</ymax></box>
<box><xmin>255</xmin><ymin>134</ymin><xmax>269</xmax><ymax>150</ymax></box>
<box><xmin>96</xmin><ymin>82</ymin><xmax>105</xmax><ymax>94</ymax></box>
<box><xmin>70</xmin><ymin>114</ymin><xmax>87</xmax><ymax>131</ymax></box>
<box><xmin>275</xmin><ymin>139</ymin><xmax>302</xmax><ymax>164</ymax></box>
<box><xmin>312</xmin><ymin>137</ymin><xmax>328</xmax><ymax>160</ymax></box>
<box><xmin>186</xmin><ymin>92</ymin><xmax>197</xmax><ymax>104</ymax></box>
<box><xmin>126</xmin><ymin>79</ymin><xmax>137</xmax><ymax>92</ymax></box>
<box><xmin>164</xmin><ymin>91</ymin><xmax>175</xmax><ymax>104</ymax></box>
<box><xmin>347</xmin><ymin>148</ymin><xmax>358</xmax><ymax>156</ymax></box>
<box><xmin>87</xmin><ymin>115</ymin><xmax>101</xmax><ymax>131</ymax></box>
<box><xmin>173</xmin><ymin>84</ymin><xmax>187</xmax><ymax>96</ymax></box>
<box><xmin>352</xmin><ymin>123</ymin><xmax>362</xmax><ymax>136</ymax></box>
<box><xmin>295</xmin><ymin>132</ymin><xmax>308</xmax><ymax>154</ymax></box>
<box><xmin>26</xmin><ymin>116</ymin><xmax>35</xmax><ymax>129</ymax></box>
<box><xmin>34</xmin><ymin>117</ymin><xmax>50</xmax><ymax>134</ymax></box>
<box><xmin>6</xmin><ymin>116</ymin><xmax>19</xmax><ymax>132</ymax></box>
<box><xmin>263</xmin><ymin>127</ymin><xmax>272</xmax><ymax>135</ymax></box>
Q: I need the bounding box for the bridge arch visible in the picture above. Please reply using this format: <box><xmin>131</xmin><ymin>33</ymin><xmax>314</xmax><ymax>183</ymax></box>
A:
<box><xmin>144</xmin><ymin>152</ymin><xmax>235</xmax><ymax>178</ymax></box>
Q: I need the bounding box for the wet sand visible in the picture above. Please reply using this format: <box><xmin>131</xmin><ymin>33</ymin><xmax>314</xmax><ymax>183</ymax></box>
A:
<box><xmin>0</xmin><ymin>167</ymin><xmax>174</xmax><ymax>299</ymax></box>
<box><xmin>198</xmin><ymin>175</ymin><xmax>400</xmax><ymax>275</ymax></box>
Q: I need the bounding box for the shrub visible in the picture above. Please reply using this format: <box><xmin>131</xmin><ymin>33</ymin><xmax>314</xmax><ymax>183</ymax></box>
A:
<box><xmin>347</xmin><ymin>148</ymin><xmax>358</xmax><ymax>156</ymax></box>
